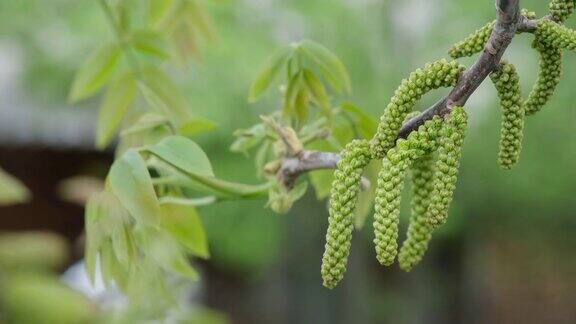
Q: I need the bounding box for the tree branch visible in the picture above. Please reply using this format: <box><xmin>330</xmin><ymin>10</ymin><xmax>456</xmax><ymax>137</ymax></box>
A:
<box><xmin>277</xmin><ymin>0</ymin><xmax>532</xmax><ymax>187</ymax></box>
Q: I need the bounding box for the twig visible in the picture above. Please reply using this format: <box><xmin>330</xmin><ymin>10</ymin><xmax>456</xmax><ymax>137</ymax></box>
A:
<box><xmin>277</xmin><ymin>0</ymin><xmax>533</xmax><ymax>187</ymax></box>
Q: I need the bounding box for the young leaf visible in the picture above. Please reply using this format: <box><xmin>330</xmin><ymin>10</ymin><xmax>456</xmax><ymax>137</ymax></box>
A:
<box><xmin>96</xmin><ymin>72</ymin><xmax>137</xmax><ymax>149</ymax></box>
<box><xmin>69</xmin><ymin>44</ymin><xmax>121</xmax><ymax>102</ymax></box>
<box><xmin>121</xmin><ymin>113</ymin><xmax>169</xmax><ymax>136</ymax></box>
<box><xmin>283</xmin><ymin>71</ymin><xmax>303</xmax><ymax>117</ymax></box>
<box><xmin>159</xmin><ymin>203</ymin><xmax>209</xmax><ymax>258</ymax></box>
<box><xmin>108</xmin><ymin>149</ymin><xmax>160</xmax><ymax>226</ymax></box>
<box><xmin>303</xmin><ymin>69</ymin><xmax>331</xmax><ymax>117</ymax></box>
<box><xmin>294</xmin><ymin>86</ymin><xmax>309</xmax><ymax>124</ymax></box>
<box><xmin>299</xmin><ymin>40</ymin><xmax>351</xmax><ymax>94</ymax></box>
<box><xmin>146</xmin><ymin>136</ymin><xmax>214</xmax><ymax>178</ymax></box>
<box><xmin>130</xmin><ymin>29</ymin><xmax>170</xmax><ymax>59</ymax></box>
<box><xmin>249</xmin><ymin>46</ymin><xmax>294</xmax><ymax>102</ymax></box>
<box><xmin>148</xmin><ymin>229</ymin><xmax>199</xmax><ymax>280</ymax></box>
<box><xmin>140</xmin><ymin>67</ymin><xmax>193</xmax><ymax>124</ymax></box>
<box><xmin>0</xmin><ymin>168</ymin><xmax>30</xmax><ymax>206</ymax></box>
<box><xmin>178</xmin><ymin>116</ymin><xmax>217</xmax><ymax>136</ymax></box>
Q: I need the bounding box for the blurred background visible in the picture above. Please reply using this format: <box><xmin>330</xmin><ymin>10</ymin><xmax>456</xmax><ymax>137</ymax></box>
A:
<box><xmin>1</xmin><ymin>0</ymin><xmax>576</xmax><ymax>323</ymax></box>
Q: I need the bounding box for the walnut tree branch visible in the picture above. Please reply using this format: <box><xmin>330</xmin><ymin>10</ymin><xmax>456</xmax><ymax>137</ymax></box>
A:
<box><xmin>277</xmin><ymin>0</ymin><xmax>528</xmax><ymax>188</ymax></box>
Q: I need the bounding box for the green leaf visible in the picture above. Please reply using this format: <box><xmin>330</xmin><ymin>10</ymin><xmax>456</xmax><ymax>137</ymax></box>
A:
<box><xmin>230</xmin><ymin>124</ymin><xmax>266</xmax><ymax>154</ymax></box>
<box><xmin>0</xmin><ymin>168</ymin><xmax>30</xmax><ymax>206</ymax></box>
<box><xmin>340</xmin><ymin>101</ymin><xmax>377</xmax><ymax>139</ymax></box>
<box><xmin>283</xmin><ymin>71</ymin><xmax>303</xmax><ymax>117</ymax></box>
<box><xmin>147</xmin><ymin>136</ymin><xmax>214</xmax><ymax>177</ymax></box>
<box><xmin>108</xmin><ymin>149</ymin><xmax>160</xmax><ymax>226</ymax></box>
<box><xmin>288</xmin><ymin>181</ymin><xmax>308</xmax><ymax>202</ymax></box>
<box><xmin>354</xmin><ymin>161</ymin><xmax>378</xmax><ymax>229</ymax></box>
<box><xmin>111</xmin><ymin>225</ymin><xmax>135</xmax><ymax>266</ymax></box>
<box><xmin>130</xmin><ymin>29</ymin><xmax>170</xmax><ymax>59</ymax></box>
<box><xmin>96</xmin><ymin>72</ymin><xmax>137</xmax><ymax>149</ymax></box>
<box><xmin>299</xmin><ymin>40</ymin><xmax>351</xmax><ymax>94</ymax></box>
<box><xmin>121</xmin><ymin>113</ymin><xmax>169</xmax><ymax>136</ymax></box>
<box><xmin>249</xmin><ymin>46</ymin><xmax>294</xmax><ymax>102</ymax></box>
<box><xmin>303</xmin><ymin>69</ymin><xmax>331</xmax><ymax>118</ymax></box>
<box><xmin>69</xmin><ymin>44</ymin><xmax>121</xmax><ymax>102</ymax></box>
<box><xmin>140</xmin><ymin>67</ymin><xmax>193</xmax><ymax>125</ymax></box>
<box><xmin>148</xmin><ymin>229</ymin><xmax>199</xmax><ymax>280</ymax></box>
<box><xmin>178</xmin><ymin>116</ymin><xmax>217</xmax><ymax>136</ymax></box>
<box><xmin>3</xmin><ymin>273</ymin><xmax>96</xmax><ymax>324</ymax></box>
<box><xmin>182</xmin><ymin>0</ymin><xmax>216</xmax><ymax>41</ymax></box>
<box><xmin>294</xmin><ymin>87</ymin><xmax>309</xmax><ymax>124</ymax></box>
<box><xmin>160</xmin><ymin>203</ymin><xmax>209</xmax><ymax>258</ymax></box>
<box><xmin>147</xmin><ymin>0</ymin><xmax>176</xmax><ymax>27</ymax></box>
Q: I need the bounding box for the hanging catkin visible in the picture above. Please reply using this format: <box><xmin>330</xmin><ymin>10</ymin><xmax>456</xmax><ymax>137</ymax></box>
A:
<box><xmin>525</xmin><ymin>40</ymin><xmax>563</xmax><ymax>116</ymax></box>
<box><xmin>373</xmin><ymin>117</ymin><xmax>443</xmax><ymax>266</ymax></box>
<box><xmin>321</xmin><ymin>139</ymin><xmax>371</xmax><ymax>289</ymax></box>
<box><xmin>370</xmin><ymin>59</ymin><xmax>464</xmax><ymax>158</ymax></box>
<box><xmin>426</xmin><ymin>107</ymin><xmax>468</xmax><ymax>228</ymax></box>
<box><xmin>490</xmin><ymin>61</ymin><xmax>525</xmax><ymax>169</ymax></box>
<box><xmin>398</xmin><ymin>154</ymin><xmax>436</xmax><ymax>271</ymax></box>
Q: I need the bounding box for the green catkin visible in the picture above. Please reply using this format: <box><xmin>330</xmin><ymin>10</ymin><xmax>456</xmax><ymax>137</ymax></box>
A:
<box><xmin>535</xmin><ymin>19</ymin><xmax>576</xmax><ymax>50</ymax></box>
<box><xmin>426</xmin><ymin>107</ymin><xmax>468</xmax><ymax>228</ymax></box>
<box><xmin>525</xmin><ymin>40</ymin><xmax>563</xmax><ymax>116</ymax></box>
<box><xmin>490</xmin><ymin>61</ymin><xmax>525</xmax><ymax>169</ymax></box>
<box><xmin>370</xmin><ymin>59</ymin><xmax>464</xmax><ymax>159</ymax></box>
<box><xmin>549</xmin><ymin>0</ymin><xmax>575</xmax><ymax>23</ymax></box>
<box><xmin>447</xmin><ymin>9</ymin><xmax>536</xmax><ymax>59</ymax></box>
<box><xmin>373</xmin><ymin>117</ymin><xmax>443</xmax><ymax>266</ymax></box>
<box><xmin>321</xmin><ymin>139</ymin><xmax>371</xmax><ymax>289</ymax></box>
<box><xmin>323</xmin><ymin>60</ymin><xmax>461</xmax><ymax>287</ymax></box>
<box><xmin>398</xmin><ymin>154</ymin><xmax>436</xmax><ymax>271</ymax></box>
<box><xmin>448</xmin><ymin>20</ymin><xmax>495</xmax><ymax>59</ymax></box>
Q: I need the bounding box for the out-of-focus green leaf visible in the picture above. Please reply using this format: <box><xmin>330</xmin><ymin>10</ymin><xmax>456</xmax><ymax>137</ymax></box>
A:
<box><xmin>340</xmin><ymin>101</ymin><xmax>377</xmax><ymax>139</ymax></box>
<box><xmin>147</xmin><ymin>136</ymin><xmax>214</xmax><ymax>177</ymax></box>
<box><xmin>283</xmin><ymin>71</ymin><xmax>303</xmax><ymax>117</ymax></box>
<box><xmin>303</xmin><ymin>69</ymin><xmax>331</xmax><ymax>117</ymax></box>
<box><xmin>148</xmin><ymin>0</ymin><xmax>176</xmax><ymax>27</ymax></box>
<box><xmin>289</xmin><ymin>181</ymin><xmax>308</xmax><ymax>202</ymax></box>
<box><xmin>130</xmin><ymin>29</ymin><xmax>169</xmax><ymax>59</ymax></box>
<box><xmin>160</xmin><ymin>203</ymin><xmax>209</xmax><ymax>258</ymax></box>
<box><xmin>299</xmin><ymin>40</ymin><xmax>351</xmax><ymax>94</ymax></box>
<box><xmin>178</xmin><ymin>116</ymin><xmax>217</xmax><ymax>136</ymax></box>
<box><xmin>121</xmin><ymin>113</ymin><xmax>168</xmax><ymax>136</ymax></box>
<box><xmin>0</xmin><ymin>168</ymin><xmax>30</xmax><ymax>206</ymax></box>
<box><xmin>230</xmin><ymin>123</ymin><xmax>267</xmax><ymax>154</ymax></box>
<box><xmin>148</xmin><ymin>229</ymin><xmax>199</xmax><ymax>280</ymax></box>
<box><xmin>354</xmin><ymin>161</ymin><xmax>379</xmax><ymax>229</ymax></box>
<box><xmin>3</xmin><ymin>273</ymin><xmax>98</xmax><ymax>324</ymax></box>
<box><xmin>140</xmin><ymin>67</ymin><xmax>193</xmax><ymax>124</ymax></box>
<box><xmin>69</xmin><ymin>44</ymin><xmax>121</xmax><ymax>102</ymax></box>
<box><xmin>96</xmin><ymin>72</ymin><xmax>137</xmax><ymax>149</ymax></box>
<box><xmin>111</xmin><ymin>225</ymin><xmax>135</xmax><ymax>266</ymax></box>
<box><xmin>249</xmin><ymin>46</ymin><xmax>293</xmax><ymax>102</ymax></box>
<box><xmin>183</xmin><ymin>0</ymin><xmax>216</xmax><ymax>41</ymax></box>
<box><xmin>109</xmin><ymin>149</ymin><xmax>160</xmax><ymax>226</ymax></box>
<box><xmin>294</xmin><ymin>86</ymin><xmax>309</xmax><ymax>124</ymax></box>
<box><xmin>0</xmin><ymin>232</ymin><xmax>68</xmax><ymax>272</ymax></box>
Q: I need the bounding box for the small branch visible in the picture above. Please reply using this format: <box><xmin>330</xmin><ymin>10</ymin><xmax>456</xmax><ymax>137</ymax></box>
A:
<box><xmin>277</xmin><ymin>150</ymin><xmax>340</xmax><ymax>188</ymax></box>
<box><xmin>277</xmin><ymin>0</ymin><xmax>526</xmax><ymax>187</ymax></box>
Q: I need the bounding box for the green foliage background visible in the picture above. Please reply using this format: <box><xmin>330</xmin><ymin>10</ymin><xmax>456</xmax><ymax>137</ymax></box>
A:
<box><xmin>1</xmin><ymin>0</ymin><xmax>576</xmax><ymax>322</ymax></box>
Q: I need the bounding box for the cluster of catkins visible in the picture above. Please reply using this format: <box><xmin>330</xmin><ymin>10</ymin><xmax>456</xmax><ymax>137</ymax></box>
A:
<box><xmin>321</xmin><ymin>0</ymin><xmax>576</xmax><ymax>289</ymax></box>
